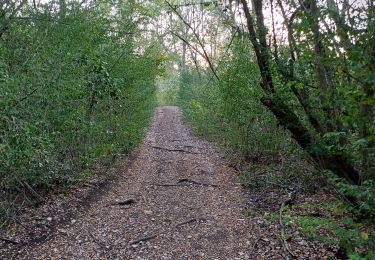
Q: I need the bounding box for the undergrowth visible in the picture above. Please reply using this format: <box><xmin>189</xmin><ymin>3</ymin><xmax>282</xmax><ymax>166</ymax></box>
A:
<box><xmin>170</xmin><ymin>66</ymin><xmax>374</xmax><ymax>258</ymax></box>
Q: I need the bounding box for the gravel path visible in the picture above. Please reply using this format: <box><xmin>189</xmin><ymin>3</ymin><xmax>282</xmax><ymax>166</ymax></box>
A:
<box><xmin>9</xmin><ymin>106</ymin><xmax>255</xmax><ymax>259</ymax></box>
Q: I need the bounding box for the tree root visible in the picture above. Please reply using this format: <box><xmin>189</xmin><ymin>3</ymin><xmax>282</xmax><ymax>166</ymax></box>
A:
<box><xmin>130</xmin><ymin>234</ymin><xmax>158</xmax><ymax>245</ymax></box>
<box><xmin>150</xmin><ymin>146</ymin><xmax>200</xmax><ymax>154</ymax></box>
<box><xmin>111</xmin><ymin>199</ymin><xmax>135</xmax><ymax>206</ymax></box>
<box><xmin>0</xmin><ymin>237</ymin><xmax>19</xmax><ymax>245</ymax></box>
<box><xmin>155</xmin><ymin>178</ymin><xmax>217</xmax><ymax>188</ymax></box>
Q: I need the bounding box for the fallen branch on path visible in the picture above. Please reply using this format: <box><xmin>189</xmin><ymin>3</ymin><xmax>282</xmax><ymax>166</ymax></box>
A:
<box><xmin>150</xmin><ymin>146</ymin><xmax>200</xmax><ymax>154</ymax></box>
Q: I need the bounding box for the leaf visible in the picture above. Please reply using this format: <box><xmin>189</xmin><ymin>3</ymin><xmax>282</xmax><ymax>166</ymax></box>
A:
<box><xmin>353</xmin><ymin>139</ymin><xmax>368</xmax><ymax>147</ymax></box>
<box><xmin>360</xmin><ymin>232</ymin><xmax>369</xmax><ymax>240</ymax></box>
<box><xmin>323</xmin><ymin>132</ymin><xmax>346</xmax><ymax>139</ymax></box>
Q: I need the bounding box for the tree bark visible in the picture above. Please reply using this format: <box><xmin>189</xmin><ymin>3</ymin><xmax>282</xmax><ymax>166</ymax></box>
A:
<box><xmin>270</xmin><ymin>0</ymin><xmax>279</xmax><ymax>60</ymax></box>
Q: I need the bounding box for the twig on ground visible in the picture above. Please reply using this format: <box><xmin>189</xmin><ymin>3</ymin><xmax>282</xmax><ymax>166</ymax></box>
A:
<box><xmin>0</xmin><ymin>237</ymin><xmax>19</xmax><ymax>245</ymax></box>
<box><xmin>154</xmin><ymin>179</ymin><xmax>217</xmax><ymax>188</ymax></box>
<box><xmin>111</xmin><ymin>199</ymin><xmax>135</xmax><ymax>206</ymax></box>
<box><xmin>154</xmin><ymin>184</ymin><xmax>181</xmax><ymax>187</ymax></box>
<box><xmin>252</xmin><ymin>237</ymin><xmax>260</xmax><ymax>249</ymax></box>
<box><xmin>16</xmin><ymin>178</ymin><xmax>45</xmax><ymax>202</ymax></box>
<box><xmin>130</xmin><ymin>234</ymin><xmax>159</xmax><ymax>245</ymax></box>
<box><xmin>279</xmin><ymin>202</ymin><xmax>296</xmax><ymax>259</ymax></box>
<box><xmin>178</xmin><ymin>178</ymin><xmax>218</xmax><ymax>187</ymax></box>
<box><xmin>130</xmin><ymin>217</ymin><xmax>204</xmax><ymax>245</ymax></box>
<box><xmin>88</xmin><ymin>231</ymin><xmax>108</xmax><ymax>250</ymax></box>
<box><xmin>174</xmin><ymin>218</ymin><xmax>198</xmax><ymax>228</ymax></box>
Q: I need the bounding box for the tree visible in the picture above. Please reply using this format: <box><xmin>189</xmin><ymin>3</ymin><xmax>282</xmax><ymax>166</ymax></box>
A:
<box><xmin>238</xmin><ymin>0</ymin><xmax>369</xmax><ymax>185</ymax></box>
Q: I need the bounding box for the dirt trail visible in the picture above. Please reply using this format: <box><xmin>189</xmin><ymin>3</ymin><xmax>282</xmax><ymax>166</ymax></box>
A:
<box><xmin>7</xmin><ymin>106</ymin><xmax>255</xmax><ymax>259</ymax></box>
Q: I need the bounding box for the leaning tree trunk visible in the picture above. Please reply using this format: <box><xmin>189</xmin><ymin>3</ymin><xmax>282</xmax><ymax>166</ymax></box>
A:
<box><xmin>240</xmin><ymin>0</ymin><xmax>360</xmax><ymax>185</ymax></box>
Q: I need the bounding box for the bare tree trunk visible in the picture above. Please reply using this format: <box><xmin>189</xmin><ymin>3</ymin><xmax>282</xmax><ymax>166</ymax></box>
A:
<box><xmin>270</xmin><ymin>0</ymin><xmax>279</xmax><ymax>60</ymax></box>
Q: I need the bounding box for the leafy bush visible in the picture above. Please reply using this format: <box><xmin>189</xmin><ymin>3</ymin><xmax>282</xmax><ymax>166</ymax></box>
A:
<box><xmin>177</xmin><ymin>39</ymin><xmax>298</xmax><ymax>164</ymax></box>
<box><xmin>0</xmin><ymin>1</ymin><xmax>164</xmax><ymax>222</ymax></box>
<box><xmin>294</xmin><ymin>208</ymin><xmax>374</xmax><ymax>259</ymax></box>
<box><xmin>326</xmin><ymin>172</ymin><xmax>375</xmax><ymax>218</ymax></box>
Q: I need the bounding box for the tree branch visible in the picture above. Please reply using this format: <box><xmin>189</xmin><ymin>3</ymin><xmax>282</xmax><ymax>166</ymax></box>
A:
<box><xmin>165</xmin><ymin>0</ymin><xmax>219</xmax><ymax>80</ymax></box>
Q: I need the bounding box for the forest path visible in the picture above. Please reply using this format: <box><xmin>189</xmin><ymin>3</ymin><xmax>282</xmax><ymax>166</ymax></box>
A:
<box><xmin>13</xmin><ymin>106</ymin><xmax>254</xmax><ymax>259</ymax></box>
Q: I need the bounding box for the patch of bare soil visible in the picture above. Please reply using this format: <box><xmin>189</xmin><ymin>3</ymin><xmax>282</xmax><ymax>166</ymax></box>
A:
<box><xmin>1</xmin><ymin>106</ymin><xmax>259</xmax><ymax>259</ymax></box>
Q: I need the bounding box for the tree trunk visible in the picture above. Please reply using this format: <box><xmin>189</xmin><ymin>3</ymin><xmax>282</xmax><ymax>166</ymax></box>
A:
<box><xmin>240</xmin><ymin>0</ymin><xmax>360</xmax><ymax>185</ymax></box>
<box><xmin>306</xmin><ymin>0</ymin><xmax>341</xmax><ymax>132</ymax></box>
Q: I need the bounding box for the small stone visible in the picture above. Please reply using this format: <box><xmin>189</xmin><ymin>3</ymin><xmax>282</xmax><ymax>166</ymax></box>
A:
<box><xmin>71</xmin><ymin>219</ymin><xmax>77</xmax><ymax>224</ymax></box>
<box><xmin>47</xmin><ymin>217</ymin><xmax>52</xmax><ymax>221</ymax></box>
<box><xmin>144</xmin><ymin>210</ymin><xmax>153</xmax><ymax>215</ymax></box>
<box><xmin>58</xmin><ymin>228</ymin><xmax>68</xmax><ymax>234</ymax></box>
<box><xmin>187</xmin><ymin>235</ymin><xmax>192</xmax><ymax>239</ymax></box>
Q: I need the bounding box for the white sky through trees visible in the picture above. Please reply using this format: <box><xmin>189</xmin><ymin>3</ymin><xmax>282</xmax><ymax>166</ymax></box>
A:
<box><xmin>28</xmin><ymin>0</ymin><xmax>370</xmax><ymax>69</ymax></box>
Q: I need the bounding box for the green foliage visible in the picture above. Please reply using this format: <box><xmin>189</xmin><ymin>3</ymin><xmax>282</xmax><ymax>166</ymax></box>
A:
<box><xmin>156</xmin><ymin>74</ymin><xmax>180</xmax><ymax>105</ymax></box>
<box><xmin>282</xmin><ymin>200</ymin><xmax>375</xmax><ymax>259</ymax></box>
<box><xmin>326</xmin><ymin>172</ymin><xmax>375</xmax><ymax>218</ymax></box>
<box><xmin>0</xmin><ymin>0</ymin><xmax>164</xmax><ymax>221</ymax></box>
<box><xmin>177</xmin><ymin>38</ymin><xmax>299</xmax><ymax>164</ymax></box>
<box><xmin>239</xmin><ymin>159</ymin><xmax>314</xmax><ymax>192</ymax></box>
<box><xmin>173</xmin><ymin>1</ymin><xmax>374</xmax><ymax>257</ymax></box>
<box><xmin>295</xmin><ymin>214</ymin><xmax>374</xmax><ymax>259</ymax></box>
